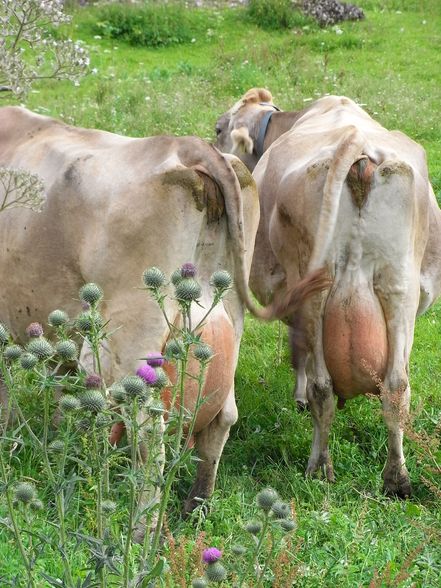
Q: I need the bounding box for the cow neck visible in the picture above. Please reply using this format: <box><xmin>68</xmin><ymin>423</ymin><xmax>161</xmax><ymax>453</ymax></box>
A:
<box><xmin>254</xmin><ymin>103</ymin><xmax>281</xmax><ymax>159</ymax></box>
<box><xmin>255</xmin><ymin>108</ymin><xmax>312</xmax><ymax>160</ymax></box>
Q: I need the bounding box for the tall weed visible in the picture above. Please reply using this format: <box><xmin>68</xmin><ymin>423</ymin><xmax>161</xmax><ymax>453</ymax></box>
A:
<box><xmin>248</xmin><ymin>0</ymin><xmax>314</xmax><ymax>30</ymax></box>
<box><xmin>91</xmin><ymin>3</ymin><xmax>218</xmax><ymax>48</ymax></box>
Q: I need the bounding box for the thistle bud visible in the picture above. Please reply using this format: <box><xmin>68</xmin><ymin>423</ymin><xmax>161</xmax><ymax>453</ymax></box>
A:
<box><xmin>143</xmin><ymin>267</ymin><xmax>165</xmax><ymax>289</ymax></box>
<box><xmin>59</xmin><ymin>394</ymin><xmax>81</xmax><ymax>413</ymax></box>
<box><xmin>193</xmin><ymin>343</ymin><xmax>213</xmax><ymax>363</ymax></box>
<box><xmin>78</xmin><ymin>417</ymin><xmax>91</xmax><ymax>432</ymax></box>
<box><xmin>48</xmin><ymin>439</ymin><xmax>65</xmax><ymax>454</ymax></box>
<box><xmin>151</xmin><ymin>368</ymin><xmax>168</xmax><ymax>389</ymax></box>
<box><xmin>148</xmin><ymin>400</ymin><xmax>165</xmax><ymax>416</ymax></box>
<box><xmin>202</xmin><ymin>548</ymin><xmax>222</xmax><ymax>564</ymax></box>
<box><xmin>0</xmin><ymin>323</ymin><xmax>9</xmax><ymax>346</ymax></box>
<box><xmin>76</xmin><ymin>312</ymin><xmax>92</xmax><ymax>332</ymax></box>
<box><xmin>3</xmin><ymin>344</ymin><xmax>22</xmax><ymax>361</ymax></box>
<box><xmin>20</xmin><ymin>352</ymin><xmax>38</xmax><ymax>370</ymax></box>
<box><xmin>256</xmin><ymin>488</ymin><xmax>278</xmax><ymax>512</ymax></box>
<box><xmin>136</xmin><ymin>363</ymin><xmax>157</xmax><ymax>385</ymax></box>
<box><xmin>205</xmin><ymin>562</ymin><xmax>227</xmax><ymax>583</ymax></box>
<box><xmin>30</xmin><ymin>499</ymin><xmax>44</xmax><ymax>511</ymax></box>
<box><xmin>121</xmin><ymin>375</ymin><xmax>147</xmax><ymax>399</ymax></box>
<box><xmin>85</xmin><ymin>373</ymin><xmax>102</xmax><ymax>389</ymax></box>
<box><xmin>55</xmin><ymin>340</ymin><xmax>78</xmax><ymax>362</ymax></box>
<box><xmin>79</xmin><ymin>283</ymin><xmax>103</xmax><ymax>306</ymax></box>
<box><xmin>231</xmin><ymin>545</ymin><xmax>246</xmax><ymax>556</ymax></box>
<box><xmin>101</xmin><ymin>500</ymin><xmax>117</xmax><ymax>514</ymax></box>
<box><xmin>165</xmin><ymin>339</ymin><xmax>184</xmax><ymax>360</ymax></box>
<box><xmin>75</xmin><ymin>312</ymin><xmax>103</xmax><ymax>333</ymax></box>
<box><xmin>280</xmin><ymin>519</ymin><xmax>297</xmax><ymax>533</ymax></box>
<box><xmin>175</xmin><ymin>278</ymin><xmax>201</xmax><ymax>302</ymax></box>
<box><xmin>48</xmin><ymin>309</ymin><xmax>69</xmax><ymax>327</ymax></box>
<box><xmin>27</xmin><ymin>337</ymin><xmax>54</xmax><ymax>360</ymax></box>
<box><xmin>14</xmin><ymin>482</ymin><xmax>36</xmax><ymax>504</ymax></box>
<box><xmin>192</xmin><ymin>579</ymin><xmax>208</xmax><ymax>588</ymax></box>
<box><xmin>80</xmin><ymin>390</ymin><xmax>106</xmax><ymax>413</ymax></box>
<box><xmin>211</xmin><ymin>270</ymin><xmax>233</xmax><ymax>291</ymax></box>
<box><xmin>245</xmin><ymin>520</ymin><xmax>262</xmax><ymax>535</ymax></box>
<box><xmin>171</xmin><ymin>268</ymin><xmax>183</xmax><ymax>286</ymax></box>
<box><xmin>26</xmin><ymin>322</ymin><xmax>44</xmax><ymax>338</ymax></box>
<box><xmin>181</xmin><ymin>262</ymin><xmax>197</xmax><ymax>278</ymax></box>
<box><xmin>271</xmin><ymin>501</ymin><xmax>291</xmax><ymax>519</ymax></box>
<box><xmin>96</xmin><ymin>413</ymin><xmax>110</xmax><ymax>428</ymax></box>
<box><xmin>109</xmin><ymin>383</ymin><xmax>126</xmax><ymax>404</ymax></box>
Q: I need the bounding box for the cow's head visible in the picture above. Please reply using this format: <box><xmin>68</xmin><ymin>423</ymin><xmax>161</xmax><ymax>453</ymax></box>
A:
<box><xmin>215</xmin><ymin>88</ymin><xmax>278</xmax><ymax>172</ymax></box>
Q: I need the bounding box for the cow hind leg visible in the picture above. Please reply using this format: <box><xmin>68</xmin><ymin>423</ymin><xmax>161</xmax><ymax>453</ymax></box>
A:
<box><xmin>305</xmin><ymin>377</ymin><xmax>335</xmax><ymax>482</ymax></box>
<box><xmin>289</xmin><ymin>326</ymin><xmax>308</xmax><ymax>411</ymax></box>
<box><xmin>381</xmin><ymin>375</ymin><xmax>412</xmax><ymax>498</ymax></box>
<box><xmin>184</xmin><ymin>387</ymin><xmax>238</xmax><ymax>514</ymax></box>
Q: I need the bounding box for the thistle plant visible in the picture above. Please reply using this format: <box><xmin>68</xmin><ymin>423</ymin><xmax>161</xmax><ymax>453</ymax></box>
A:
<box><xmin>202</xmin><ymin>548</ymin><xmax>227</xmax><ymax>583</ymax></box>
<box><xmin>0</xmin><ymin>264</ymin><xmax>233</xmax><ymax>586</ymax></box>
<box><xmin>119</xmin><ymin>262</ymin><xmax>232</xmax><ymax>586</ymax></box>
<box><xmin>0</xmin><ymin>292</ymin><xmax>113</xmax><ymax>587</ymax></box>
<box><xmin>238</xmin><ymin>488</ymin><xmax>297</xmax><ymax>587</ymax></box>
<box><xmin>191</xmin><ymin>488</ymin><xmax>297</xmax><ymax>587</ymax></box>
<box><xmin>0</xmin><ymin>317</ymin><xmax>78</xmax><ymax>586</ymax></box>
<box><xmin>0</xmin><ymin>474</ymin><xmax>42</xmax><ymax>588</ymax></box>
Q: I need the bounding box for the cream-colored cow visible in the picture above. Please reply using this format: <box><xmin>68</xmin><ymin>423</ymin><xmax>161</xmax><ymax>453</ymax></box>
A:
<box><xmin>0</xmin><ymin>105</ymin><xmax>294</xmax><ymax>514</ymax></box>
<box><xmin>216</xmin><ymin>89</ymin><xmax>441</xmax><ymax>497</ymax></box>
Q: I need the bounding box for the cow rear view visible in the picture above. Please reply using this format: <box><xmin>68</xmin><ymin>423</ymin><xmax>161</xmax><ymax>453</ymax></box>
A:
<box><xmin>216</xmin><ymin>91</ymin><xmax>441</xmax><ymax>496</ymax></box>
<box><xmin>0</xmin><ymin>106</ymin><xmax>267</xmax><ymax>519</ymax></box>
<box><xmin>324</xmin><ymin>157</ymin><xmax>419</xmax><ymax>401</ymax></box>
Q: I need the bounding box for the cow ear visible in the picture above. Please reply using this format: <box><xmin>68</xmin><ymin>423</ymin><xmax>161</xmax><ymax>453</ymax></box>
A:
<box><xmin>257</xmin><ymin>88</ymin><xmax>273</xmax><ymax>103</ymax></box>
<box><xmin>242</xmin><ymin>87</ymin><xmax>273</xmax><ymax>105</ymax></box>
<box><xmin>231</xmin><ymin>126</ymin><xmax>254</xmax><ymax>154</ymax></box>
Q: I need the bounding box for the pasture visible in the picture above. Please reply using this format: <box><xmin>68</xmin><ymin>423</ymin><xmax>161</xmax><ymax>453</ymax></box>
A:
<box><xmin>1</xmin><ymin>0</ymin><xmax>441</xmax><ymax>585</ymax></box>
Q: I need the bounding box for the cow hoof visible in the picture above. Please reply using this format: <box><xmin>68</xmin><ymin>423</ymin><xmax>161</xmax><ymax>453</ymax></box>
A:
<box><xmin>383</xmin><ymin>472</ymin><xmax>412</xmax><ymax>499</ymax></box>
<box><xmin>296</xmin><ymin>399</ymin><xmax>309</xmax><ymax>412</ymax></box>
<box><xmin>306</xmin><ymin>459</ymin><xmax>335</xmax><ymax>482</ymax></box>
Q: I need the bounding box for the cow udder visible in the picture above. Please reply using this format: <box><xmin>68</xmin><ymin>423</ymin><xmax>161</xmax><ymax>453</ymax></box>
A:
<box><xmin>323</xmin><ymin>287</ymin><xmax>388</xmax><ymax>399</ymax></box>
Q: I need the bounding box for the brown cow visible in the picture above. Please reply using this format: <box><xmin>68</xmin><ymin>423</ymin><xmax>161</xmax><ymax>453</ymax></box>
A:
<box><xmin>0</xmin><ymin>105</ymin><xmax>266</xmax><ymax>516</ymax></box>
<box><xmin>216</xmin><ymin>89</ymin><xmax>441</xmax><ymax>497</ymax></box>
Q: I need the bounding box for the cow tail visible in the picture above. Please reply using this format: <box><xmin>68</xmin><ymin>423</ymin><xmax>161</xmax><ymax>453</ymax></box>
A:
<box><xmin>178</xmin><ymin>139</ymin><xmax>324</xmax><ymax>320</ymax></box>
<box><xmin>307</xmin><ymin>126</ymin><xmax>365</xmax><ymax>273</ymax></box>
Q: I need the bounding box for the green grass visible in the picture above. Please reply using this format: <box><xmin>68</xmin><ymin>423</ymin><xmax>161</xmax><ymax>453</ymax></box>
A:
<box><xmin>1</xmin><ymin>1</ymin><xmax>441</xmax><ymax>585</ymax></box>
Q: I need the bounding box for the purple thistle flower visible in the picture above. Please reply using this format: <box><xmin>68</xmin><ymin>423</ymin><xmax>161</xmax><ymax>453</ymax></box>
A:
<box><xmin>181</xmin><ymin>262</ymin><xmax>197</xmax><ymax>278</ymax></box>
<box><xmin>202</xmin><ymin>547</ymin><xmax>222</xmax><ymax>564</ymax></box>
<box><xmin>136</xmin><ymin>364</ymin><xmax>158</xmax><ymax>385</ymax></box>
<box><xmin>146</xmin><ymin>352</ymin><xmax>165</xmax><ymax>367</ymax></box>
<box><xmin>81</xmin><ymin>301</ymin><xmax>91</xmax><ymax>311</ymax></box>
<box><xmin>85</xmin><ymin>374</ymin><xmax>102</xmax><ymax>389</ymax></box>
<box><xmin>26</xmin><ymin>322</ymin><xmax>44</xmax><ymax>338</ymax></box>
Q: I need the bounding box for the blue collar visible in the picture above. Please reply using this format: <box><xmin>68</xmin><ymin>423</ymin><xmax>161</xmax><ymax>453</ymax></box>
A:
<box><xmin>255</xmin><ymin>104</ymin><xmax>281</xmax><ymax>159</ymax></box>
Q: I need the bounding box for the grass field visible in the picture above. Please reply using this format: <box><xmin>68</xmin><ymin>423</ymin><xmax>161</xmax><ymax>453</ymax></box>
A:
<box><xmin>1</xmin><ymin>1</ymin><xmax>441</xmax><ymax>586</ymax></box>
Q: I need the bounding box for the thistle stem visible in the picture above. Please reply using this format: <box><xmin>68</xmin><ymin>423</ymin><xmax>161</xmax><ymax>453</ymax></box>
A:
<box><xmin>0</xmin><ymin>450</ymin><xmax>36</xmax><ymax>588</ymax></box>
<box><xmin>149</xmin><ymin>345</ymin><xmax>190</xmax><ymax>568</ymax></box>
<box><xmin>123</xmin><ymin>399</ymin><xmax>139</xmax><ymax>587</ymax></box>
<box><xmin>254</xmin><ymin>513</ymin><xmax>270</xmax><ymax>578</ymax></box>
<box><xmin>92</xmin><ymin>421</ymin><xmax>107</xmax><ymax>588</ymax></box>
